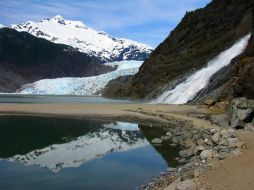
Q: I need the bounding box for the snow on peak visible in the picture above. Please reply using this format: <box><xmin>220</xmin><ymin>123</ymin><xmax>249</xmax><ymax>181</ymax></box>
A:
<box><xmin>10</xmin><ymin>16</ymin><xmax>152</xmax><ymax>62</ymax></box>
<box><xmin>0</xmin><ymin>24</ymin><xmax>5</xmax><ymax>28</ymax></box>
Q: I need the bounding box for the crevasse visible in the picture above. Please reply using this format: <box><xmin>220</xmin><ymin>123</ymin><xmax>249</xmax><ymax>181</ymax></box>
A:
<box><xmin>152</xmin><ymin>34</ymin><xmax>251</xmax><ymax>104</ymax></box>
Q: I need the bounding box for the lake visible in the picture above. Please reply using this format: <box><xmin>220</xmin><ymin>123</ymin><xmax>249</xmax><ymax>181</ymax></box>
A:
<box><xmin>0</xmin><ymin>94</ymin><xmax>141</xmax><ymax>104</ymax></box>
<box><xmin>0</xmin><ymin>116</ymin><xmax>180</xmax><ymax>190</ymax></box>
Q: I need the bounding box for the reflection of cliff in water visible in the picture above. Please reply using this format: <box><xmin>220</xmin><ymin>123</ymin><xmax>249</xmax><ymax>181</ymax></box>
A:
<box><xmin>139</xmin><ymin>125</ymin><xmax>180</xmax><ymax>168</ymax></box>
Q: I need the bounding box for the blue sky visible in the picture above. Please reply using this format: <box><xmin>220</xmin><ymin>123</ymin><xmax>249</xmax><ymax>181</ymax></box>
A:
<box><xmin>0</xmin><ymin>0</ymin><xmax>211</xmax><ymax>47</ymax></box>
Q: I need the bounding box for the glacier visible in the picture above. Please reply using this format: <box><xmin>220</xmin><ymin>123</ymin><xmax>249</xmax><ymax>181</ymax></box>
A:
<box><xmin>10</xmin><ymin>15</ymin><xmax>152</xmax><ymax>62</ymax></box>
<box><xmin>19</xmin><ymin>60</ymin><xmax>143</xmax><ymax>95</ymax></box>
<box><xmin>153</xmin><ymin>34</ymin><xmax>251</xmax><ymax>104</ymax></box>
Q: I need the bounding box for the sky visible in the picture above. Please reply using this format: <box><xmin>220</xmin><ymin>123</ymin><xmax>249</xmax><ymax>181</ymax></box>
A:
<box><xmin>0</xmin><ymin>0</ymin><xmax>211</xmax><ymax>47</ymax></box>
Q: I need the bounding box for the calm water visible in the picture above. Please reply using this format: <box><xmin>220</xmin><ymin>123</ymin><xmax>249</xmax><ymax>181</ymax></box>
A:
<box><xmin>0</xmin><ymin>94</ymin><xmax>141</xmax><ymax>104</ymax></box>
<box><xmin>0</xmin><ymin>116</ymin><xmax>180</xmax><ymax>190</ymax></box>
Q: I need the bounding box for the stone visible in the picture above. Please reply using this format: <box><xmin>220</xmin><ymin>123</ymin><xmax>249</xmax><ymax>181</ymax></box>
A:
<box><xmin>194</xmin><ymin>146</ymin><xmax>205</xmax><ymax>155</ymax></box>
<box><xmin>204</xmin><ymin>138</ymin><xmax>214</xmax><ymax>146</ymax></box>
<box><xmin>231</xmin><ymin>119</ymin><xmax>246</xmax><ymax>129</ymax></box>
<box><xmin>220</xmin><ymin>129</ymin><xmax>230</xmax><ymax>139</ymax></box>
<box><xmin>165</xmin><ymin>178</ymin><xmax>181</xmax><ymax>190</ymax></box>
<box><xmin>211</xmin><ymin>132</ymin><xmax>221</xmax><ymax>144</ymax></box>
<box><xmin>200</xmin><ymin>150</ymin><xmax>213</xmax><ymax>160</ymax></box>
<box><xmin>176</xmin><ymin>179</ymin><xmax>196</xmax><ymax>190</ymax></box>
<box><xmin>245</xmin><ymin>123</ymin><xmax>254</xmax><ymax>132</ymax></box>
<box><xmin>179</xmin><ymin>148</ymin><xmax>194</xmax><ymax>158</ymax></box>
<box><xmin>237</xmin><ymin>108</ymin><xmax>253</xmax><ymax>122</ymax></box>
<box><xmin>162</xmin><ymin>136</ymin><xmax>171</xmax><ymax>141</ymax></box>
<box><xmin>204</xmin><ymin>99</ymin><xmax>215</xmax><ymax>107</ymax></box>
<box><xmin>166</xmin><ymin>131</ymin><xmax>172</xmax><ymax>138</ymax></box>
<box><xmin>228</xmin><ymin>129</ymin><xmax>237</xmax><ymax>137</ymax></box>
<box><xmin>232</xmin><ymin>148</ymin><xmax>242</xmax><ymax>156</ymax></box>
<box><xmin>193</xmin><ymin>169</ymin><xmax>200</xmax><ymax>178</ymax></box>
<box><xmin>227</xmin><ymin>138</ymin><xmax>239</xmax><ymax>148</ymax></box>
<box><xmin>151</xmin><ymin>138</ymin><xmax>162</xmax><ymax>144</ymax></box>
<box><xmin>218</xmin><ymin>138</ymin><xmax>228</xmax><ymax>146</ymax></box>
<box><xmin>182</xmin><ymin>171</ymin><xmax>194</xmax><ymax>180</ymax></box>
<box><xmin>231</xmin><ymin>97</ymin><xmax>249</xmax><ymax>109</ymax></box>
<box><xmin>210</xmin><ymin>114</ymin><xmax>230</xmax><ymax>128</ymax></box>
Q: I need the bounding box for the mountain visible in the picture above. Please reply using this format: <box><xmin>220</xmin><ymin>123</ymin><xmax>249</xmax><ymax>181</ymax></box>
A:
<box><xmin>0</xmin><ymin>24</ymin><xmax>5</xmax><ymax>28</ymax></box>
<box><xmin>103</xmin><ymin>0</ymin><xmax>254</xmax><ymax>101</ymax></box>
<box><xmin>18</xmin><ymin>60</ymin><xmax>143</xmax><ymax>95</ymax></box>
<box><xmin>10</xmin><ymin>15</ymin><xmax>153</xmax><ymax>62</ymax></box>
<box><xmin>0</xmin><ymin>28</ymin><xmax>113</xmax><ymax>92</ymax></box>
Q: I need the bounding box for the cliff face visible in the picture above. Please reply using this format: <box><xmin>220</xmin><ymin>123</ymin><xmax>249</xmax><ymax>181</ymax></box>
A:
<box><xmin>220</xmin><ymin>9</ymin><xmax>254</xmax><ymax>100</ymax></box>
<box><xmin>0</xmin><ymin>28</ymin><xmax>113</xmax><ymax>92</ymax></box>
<box><xmin>104</xmin><ymin>0</ymin><xmax>254</xmax><ymax>100</ymax></box>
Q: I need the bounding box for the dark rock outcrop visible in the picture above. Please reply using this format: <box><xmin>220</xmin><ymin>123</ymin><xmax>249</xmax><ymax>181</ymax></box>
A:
<box><xmin>0</xmin><ymin>28</ymin><xmax>114</xmax><ymax>92</ymax></box>
<box><xmin>104</xmin><ymin>0</ymin><xmax>254</xmax><ymax>100</ymax></box>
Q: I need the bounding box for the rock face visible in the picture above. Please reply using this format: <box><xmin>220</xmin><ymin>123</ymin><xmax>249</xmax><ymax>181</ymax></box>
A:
<box><xmin>0</xmin><ymin>28</ymin><xmax>113</xmax><ymax>92</ymax></box>
<box><xmin>104</xmin><ymin>0</ymin><xmax>254</xmax><ymax>100</ymax></box>
<box><xmin>106</xmin><ymin>0</ymin><xmax>253</xmax><ymax>99</ymax></box>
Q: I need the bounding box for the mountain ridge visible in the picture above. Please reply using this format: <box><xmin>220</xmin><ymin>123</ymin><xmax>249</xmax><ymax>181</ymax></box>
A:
<box><xmin>10</xmin><ymin>15</ymin><xmax>153</xmax><ymax>62</ymax></box>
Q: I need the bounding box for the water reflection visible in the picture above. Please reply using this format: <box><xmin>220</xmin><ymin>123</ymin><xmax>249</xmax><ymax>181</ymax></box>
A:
<box><xmin>0</xmin><ymin>116</ymin><xmax>180</xmax><ymax>189</ymax></box>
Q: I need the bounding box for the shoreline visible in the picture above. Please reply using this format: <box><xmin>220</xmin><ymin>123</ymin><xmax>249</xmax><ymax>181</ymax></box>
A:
<box><xmin>0</xmin><ymin>103</ymin><xmax>253</xmax><ymax>190</ymax></box>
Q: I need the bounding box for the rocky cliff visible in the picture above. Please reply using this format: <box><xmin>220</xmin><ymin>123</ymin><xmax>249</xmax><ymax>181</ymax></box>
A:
<box><xmin>103</xmin><ymin>0</ymin><xmax>254</xmax><ymax>100</ymax></box>
<box><xmin>0</xmin><ymin>28</ymin><xmax>113</xmax><ymax>92</ymax></box>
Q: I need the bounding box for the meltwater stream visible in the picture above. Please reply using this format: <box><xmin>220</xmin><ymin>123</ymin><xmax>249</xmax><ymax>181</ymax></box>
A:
<box><xmin>153</xmin><ymin>34</ymin><xmax>251</xmax><ymax>104</ymax></box>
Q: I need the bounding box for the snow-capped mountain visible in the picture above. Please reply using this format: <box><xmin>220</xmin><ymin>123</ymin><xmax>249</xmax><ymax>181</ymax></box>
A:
<box><xmin>9</xmin><ymin>122</ymin><xmax>148</xmax><ymax>172</ymax></box>
<box><xmin>0</xmin><ymin>24</ymin><xmax>5</xmax><ymax>28</ymax></box>
<box><xmin>18</xmin><ymin>60</ymin><xmax>143</xmax><ymax>95</ymax></box>
<box><xmin>10</xmin><ymin>15</ymin><xmax>152</xmax><ymax>62</ymax></box>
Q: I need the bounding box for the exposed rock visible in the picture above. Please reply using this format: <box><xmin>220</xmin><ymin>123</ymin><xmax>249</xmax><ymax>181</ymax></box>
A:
<box><xmin>211</xmin><ymin>132</ymin><xmax>221</xmax><ymax>144</ymax></box>
<box><xmin>151</xmin><ymin>138</ymin><xmax>162</xmax><ymax>144</ymax></box>
<box><xmin>231</xmin><ymin>119</ymin><xmax>246</xmax><ymax>129</ymax></box>
<box><xmin>245</xmin><ymin>123</ymin><xmax>254</xmax><ymax>132</ymax></box>
<box><xmin>162</xmin><ymin>136</ymin><xmax>171</xmax><ymax>141</ymax></box>
<box><xmin>200</xmin><ymin>150</ymin><xmax>213</xmax><ymax>160</ymax></box>
<box><xmin>210</xmin><ymin>114</ymin><xmax>230</xmax><ymax>128</ymax></box>
<box><xmin>237</xmin><ymin>108</ymin><xmax>253</xmax><ymax>122</ymax></box>
<box><xmin>165</xmin><ymin>178</ymin><xmax>181</xmax><ymax>190</ymax></box>
<box><xmin>176</xmin><ymin>179</ymin><xmax>196</xmax><ymax>190</ymax></box>
<box><xmin>204</xmin><ymin>99</ymin><xmax>215</xmax><ymax>107</ymax></box>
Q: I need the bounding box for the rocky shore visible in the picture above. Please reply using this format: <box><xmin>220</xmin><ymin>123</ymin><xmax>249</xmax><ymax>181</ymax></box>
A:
<box><xmin>141</xmin><ymin>97</ymin><xmax>254</xmax><ymax>190</ymax></box>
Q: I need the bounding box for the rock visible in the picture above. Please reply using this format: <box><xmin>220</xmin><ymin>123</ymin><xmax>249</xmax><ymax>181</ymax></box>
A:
<box><xmin>182</xmin><ymin>171</ymin><xmax>194</xmax><ymax>180</ymax></box>
<box><xmin>231</xmin><ymin>97</ymin><xmax>249</xmax><ymax>109</ymax></box>
<box><xmin>151</xmin><ymin>138</ymin><xmax>162</xmax><ymax>144</ymax></box>
<box><xmin>179</xmin><ymin>148</ymin><xmax>194</xmax><ymax>158</ymax></box>
<box><xmin>204</xmin><ymin>99</ymin><xmax>215</xmax><ymax>107</ymax></box>
<box><xmin>193</xmin><ymin>169</ymin><xmax>200</xmax><ymax>178</ymax></box>
<box><xmin>218</xmin><ymin>138</ymin><xmax>228</xmax><ymax>146</ymax></box>
<box><xmin>204</xmin><ymin>138</ymin><xmax>214</xmax><ymax>146</ymax></box>
<box><xmin>165</xmin><ymin>178</ymin><xmax>181</xmax><ymax>190</ymax></box>
<box><xmin>210</xmin><ymin>114</ymin><xmax>230</xmax><ymax>128</ymax></box>
<box><xmin>245</xmin><ymin>123</ymin><xmax>254</xmax><ymax>132</ymax></box>
<box><xmin>176</xmin><ymin>179</ymin><xmax>196</xmax><ymax>190</ymax></box>
<box><xmin>211</xmin><ymin>132</ymin><xmax>221</xmax><ymax>144</ymax></box>
<box><xmin>228</xmin><ymin>129</ymin><xmax>237</xmax><ymax>137</ymax></box>
<box><xmin>232</xmin><ymin>148</ymin><xmax>242</xmax><ymax>156</ymax></box>
<box><xmin>231</xmin><ymin>119</ymin><xmax>246</xmax><ymax>129</ymax></box>
<box><xmin>220</xmin><ymin>129</ymin><xmax>230</xmax><ymax>138</ymax></box>
<box><xmin>227</xmin><ymin>138</ymin><xmax>239</xmax><ymax>148</ymax></box>
<box><xmin>194</xmin><ymin>146</ymin><xmax>205</xmax><ymax>155</ymax></box>
<box><xmin>166</xmin><ymin>131</ymin><xmax>172</xmax><ymax>138</ymax></box>
<box><xmin>237</xmin><ymin>108</ymin><xmax>253</xmax><ymax>122</ymax></box>
<box><xmin>162</xmin><ymin>135</ymin><xmax>171</xmax><ymax>141</ymax></box>
<box><xmin>200</xmin><ymin>149</ymin><xmax>213</xmax><ymax>160</ymax></box>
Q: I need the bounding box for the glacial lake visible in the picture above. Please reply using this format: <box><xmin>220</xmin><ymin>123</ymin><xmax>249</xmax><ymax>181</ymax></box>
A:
<box><xmin>0</xmin><ymin>94</ymin><xmax>141</xmax><ymax>104</ymax></box>
<box><xmin>0</xmin><ymin>116</ymin><xmax>180</xmax><ymax>190</ymax></box>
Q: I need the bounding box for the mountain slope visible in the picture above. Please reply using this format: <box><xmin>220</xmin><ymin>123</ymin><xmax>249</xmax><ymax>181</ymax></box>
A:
<box><xmin>105</xmin><ymin>0</ymin><xmax>253</xmax><ymax>100</ymax></box>
<box><xmin>0</xmin><ymin>28</ymin><xmax>113</xmax><ymax>92</ymax></box>
<box><xmin>10</xmin><ymin>15</ymin><xmax>152</xmax><ymax>62</ymax></box>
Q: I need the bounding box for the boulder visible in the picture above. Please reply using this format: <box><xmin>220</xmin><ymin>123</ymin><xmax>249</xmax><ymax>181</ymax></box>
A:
<box><xmin>227</xmin><ymin>138</ymin><xmax>239</xmax><ymax>148</ymax></box>
<box><xmin>211</xmin><ymin>132</ymin><xmax>221</xmax><ymax>144</ymax></box>
<box><xmin>245</xmin><ymin>123</ymin><xmax>254</xmax><ymax>132</ymax></box>
<box><xmin>210</xmin><ymin>114</ymin><xmax>230</xmax><ymax>128</ymax></box>
<box><xmin>231</xmin><ymin>119</ymin><xmax>246</xmax><ymax>129</ymax></box>
<box><xmin>204</xmin><ymin>99</ymin><xmax>215</xmax><ymax>107</ymax></box>
<box><xmin>200</xmin><ymin>149</ymin><xmax>213</xmax><ymax>160</ymax></box>
<box><xmin>151</xmin><ymin>138</ymin><xmax>162</xmax><ymax>144</ymax></box>
<box><xmin>161</xmin><ymin>136</ymin><xmax>171</xmax><ymax>141</ymax></box>
<box><xmin>236</xmin><ymin>108</ymin><xmax>253</xmax><ymax>122</ymax></box>
<box><xmin>231</xmin><ymin>97</ymin><xmax>249</xmax><ymax>109</ymax></box>
<box><xmin>220</xmin><ymin>129</ymin><xmax>230</xmax><ymax>139</ymax></box>
<box><xmin>176</xmin><ymin>179</ymin><xmax>196</xmax><ymax>190</ymax></box>
<box><xmin>179</xmin><ymin>148</ymin><xmax>194</xmax><ymax>158</ymax></box>
<box><xmin>166</xmin><ymin>131</ymin><xmax>173</xmax><ymax>138</ymax></box>
<box><xmin>165</xmin><ymin>178</ymin><xmax>181</xmax><ymax>190</ymax></box>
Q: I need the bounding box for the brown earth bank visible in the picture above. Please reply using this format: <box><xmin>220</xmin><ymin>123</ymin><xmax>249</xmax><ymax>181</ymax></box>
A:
<box><xmin>0</xmin><ymin>100</ymin><xmax>254</xmax><ymax>190</ymax></box>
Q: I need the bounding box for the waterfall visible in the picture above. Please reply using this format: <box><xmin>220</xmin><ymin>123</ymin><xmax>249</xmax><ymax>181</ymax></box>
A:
<box><xmin>152</xmin><ymin>34</ymin><xmax>251</xmax><ymax>104</ymax></box>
